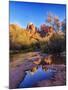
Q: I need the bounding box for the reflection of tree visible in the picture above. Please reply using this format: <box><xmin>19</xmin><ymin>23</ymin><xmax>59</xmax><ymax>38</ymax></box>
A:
<box><xmin>50</xmin><ymin>55</ymin><xmax>66</xmax><ymax>65</ymax></box>
<box><xmin>40</xmin><ymin>54</ymin><xmax>65</xmax><ymax>66</ymax></box>
<box><xmin>27</xmin><ymin>54</ymin><xmax>65</xmax><ymax>75</ymax></box>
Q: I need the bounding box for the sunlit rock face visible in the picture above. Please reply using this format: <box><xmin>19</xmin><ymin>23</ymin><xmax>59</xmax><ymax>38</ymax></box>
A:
<box><xmin>26</xmin><ymin>22</ymin><xmax>38</xmax><ymax>40</ymax></box>
<box><xmin>27</xmin><ymin>22</ymin><xmax>36</xmax><ymax>33</ymax></box>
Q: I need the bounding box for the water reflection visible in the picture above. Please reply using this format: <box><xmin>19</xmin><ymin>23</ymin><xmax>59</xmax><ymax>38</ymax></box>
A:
<box><xmin>10</xmin><ymin>52</ymin><xmax>66</xmax><ymax>88</ymax></box>
<box><xmin>10</xmin><ymin>52</ymin><xmax>66</xmax><ymax>65</ymax></box>
<box><xmin>40</xmin><ymin>55</ymin><xmax>66</xmax><ymax>65</ymax></box>
<box><xmin>30</xmin><ymin>66</ymin><xmax>48</xmax><ymax>74</ymax></box>
<box><xmin>19</xmin><ymin>66</ymin><xmax>56</xmax><ymax>88</ymax></box>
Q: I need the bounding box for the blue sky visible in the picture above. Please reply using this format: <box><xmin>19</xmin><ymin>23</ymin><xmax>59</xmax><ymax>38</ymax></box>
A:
<box><xmin>9</xmin><ymin>1</ymin><xmax>66</xmax><ymax>28</ymax></box>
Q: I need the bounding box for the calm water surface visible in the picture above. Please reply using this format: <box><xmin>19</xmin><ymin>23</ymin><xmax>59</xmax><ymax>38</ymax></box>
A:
<box><xmin>18</xmin><ymin>66</ymin><xmax>56</xmax><ymax>88</ymax></box>
<box><xmin>10</xmin><ymin>52</ymin><xmax>66</xmax><ymax>88</ymax></box>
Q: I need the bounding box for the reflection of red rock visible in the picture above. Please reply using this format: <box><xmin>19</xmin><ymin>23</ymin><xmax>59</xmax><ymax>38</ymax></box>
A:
<box><xmin>31</xmin><ymin>67</ymin><xmax>37</xmax><ymax>73</ymax></box>
<box><xmin>33</xmin><ymin>58</ymin><xmax>41</xmax><ymax>65</ymax></box>
<box><xmin>44</xmin><ymin>56</ymin><xmax>52</xmax><ymax>65</ymax></box>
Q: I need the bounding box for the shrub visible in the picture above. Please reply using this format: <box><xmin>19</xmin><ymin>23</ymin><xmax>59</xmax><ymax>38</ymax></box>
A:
<box><xmin>40</xmin><ymin>32</ymin><xmax>66</xmax><ymax>54</ymax></box>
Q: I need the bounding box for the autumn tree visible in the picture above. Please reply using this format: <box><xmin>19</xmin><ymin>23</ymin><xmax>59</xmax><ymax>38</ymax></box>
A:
<box><xmin>46</xmin><ymin>12</ymin><xmax>61</xmax><ymax>32</ymax></box>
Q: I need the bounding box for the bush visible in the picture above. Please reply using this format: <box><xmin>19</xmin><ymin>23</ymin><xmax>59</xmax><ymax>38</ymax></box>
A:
<box><xmin>40</xmin><ymin>32</ymin><xmax>66</xmax><ymax>54</ymax></box>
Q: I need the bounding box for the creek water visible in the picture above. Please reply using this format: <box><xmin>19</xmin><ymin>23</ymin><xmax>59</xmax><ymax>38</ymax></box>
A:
<box><xmin>10</xmin><ymin>52</ymin><xmax>66</xmax><ymax>88</ymax></box>
<box><xmin>18</xmin><ymin>66</ymin><xmax>56</xmax><ymax>88</ymax></box>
